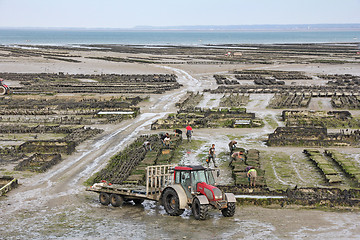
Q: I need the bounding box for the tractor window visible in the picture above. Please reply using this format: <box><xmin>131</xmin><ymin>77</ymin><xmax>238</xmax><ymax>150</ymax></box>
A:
<box><xmin>175</xmin><ymin>171</ymin><xmax>181</xmax><ymax>184</ymax></box>
<box><xmin>191</xmin><ymin>170</ymin><xmax>207</xmax><ymax>187</ymax></box>
<box><xmin>180</xmin><ymin>171</ymin><xmax>191</xmax><ymax>188</ymax></box>
<box><xmin>205</xmin><ymin>170</ymin><xmax>215</xmax><ymax>185</ymax></box>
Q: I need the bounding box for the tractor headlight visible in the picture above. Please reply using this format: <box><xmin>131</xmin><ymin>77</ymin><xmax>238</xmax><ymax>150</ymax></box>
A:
<box><xmin>213</xmin><ymin>188</ymin><xmax>223</xmax><ymax>200</ymax></box>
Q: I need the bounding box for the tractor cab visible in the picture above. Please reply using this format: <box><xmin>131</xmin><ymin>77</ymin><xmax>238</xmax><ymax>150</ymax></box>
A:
<box><xmin>173</xmin><ymin>165</ymin><xmax>219</xmax><ymax>200</ymax></box>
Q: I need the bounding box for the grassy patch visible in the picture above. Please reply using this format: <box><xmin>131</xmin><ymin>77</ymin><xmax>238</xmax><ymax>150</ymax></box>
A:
<box><xmin>318</xmin><ymin>100</ymin><xmax>323</xmax><ymax>109</ymax></box>
<box><xmin>261</xmin><ymin>151</ymin><xmax>326</xmax><ymax>190</ymax></box>
<box><xmin>264</xmin><ymin>114</ymin><xmax>279</xmax><ymax>129</ymax></box>
<box><xmin>261</xmin><ymin>152</ymin><xmax>297</xmax><ymax>190</ymax></box>
<box><xmin>225</xmin><ymin>134</ymin><xmax>245</xmax><ymax>140</ymax></box>
<box><xmin>254</xmin><ymin>100</ymin><xmax>264</xmax><ymax>108</ymax></box>
<box><xmin>172</xmin><ymin>139</ymin><xmax>206</xmax><ymax>163</ymax></box>
<box><xmin>1</xmin><ymin>170</ymin><xmax>17</xmax><ymax>175</ymax></box>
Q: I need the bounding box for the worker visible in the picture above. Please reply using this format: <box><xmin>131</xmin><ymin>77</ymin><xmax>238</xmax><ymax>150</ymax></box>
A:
<box><xmin>245</xmin><ymin>166</ymin><xmax>253</xmax><ymax>172</ymax></box>
<box><xmin>143</xmin><ymin>141</ymin><xmax>151</xmax><ymax>151</ymax></box>
<box><xmin>186</xmin><ymin>125</ymin><xmax>193</xmax><ymax>142</ymax></box>
<box><xmin>247</xmin><ymin>167</ymin><xmax>257</xmax><ymax>187</ymax></box>
<box><xmin>160</xmin><ymin>133</ymin><xmax>170</xmax><ymax>146</ymax></box>
<box><xmin>174</xmin><ymin>129</ymin><xmax>183</xmax><ymax>139</ymax></box>
<box><xmin>164</xmin><ymin>135</ymin><xmax>171</xmax><ymax>148</ymax></box>
<box><xmin>208</xmin><ymin>144</ymin><xmax>217</xmax><ymax>168</ymax></box>
<box><xmin>229</xmin><ymin>151</ymin><xmax>244</xmax><ymax>166</ymax></box>
<box><xmin>228</xmin><ymin>140</ymin><xmax>237</xmax><ymax>154</ymax></box>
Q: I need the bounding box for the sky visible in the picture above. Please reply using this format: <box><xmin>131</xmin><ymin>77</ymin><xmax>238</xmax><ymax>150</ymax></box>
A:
<box><xmin>0</xmin><ymin>0</ymin><xmax>359</xmax><ymax>28</ymax></box>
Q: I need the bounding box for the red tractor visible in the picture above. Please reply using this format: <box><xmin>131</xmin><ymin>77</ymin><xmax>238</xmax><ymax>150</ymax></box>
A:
<box><xmin>161</xmin><ymin>165</ymin><xmax>236</xmax><ymax>220</ymax></box>
<box><xmin>0</xmin><ymin>79</ymin><xmax>10</xmax><ymax>95</ymax></box>
<box><xmin>88</xmin><ymin>164</ymin><xmax>236</xmax><ymax>220</ymax></box>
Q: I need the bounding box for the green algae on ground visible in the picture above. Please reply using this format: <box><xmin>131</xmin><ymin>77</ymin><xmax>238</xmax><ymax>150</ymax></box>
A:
<box><xmin>264</xmin><ymin>114</ymin><xmax>279</xmax><ymax>129</ymax></box>
<box><xmin>261</xmin><ymin>151</ymin><xmax>324</xmax><ymax>190</ymax></box>
<box><xmin>173</xmin><ymin>139</ymin><xmax>206</xmax><ymax>163</ymax></box>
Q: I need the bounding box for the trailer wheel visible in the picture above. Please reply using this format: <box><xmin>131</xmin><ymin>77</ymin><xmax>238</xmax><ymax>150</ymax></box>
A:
<box><xmin>99</xmin><ymin>192</ymin><xmax>110</xmax><ymax>205</ymax></box>
<box><xmin>221</xmin><ymin>202</ymin><xmax>236</xmax><ymax>217</ymax></box>
<box><xmin>192</xmin><ymin>197</ymin><xmax>208</xmax><ymax>220</ymax></box>
<box><xmin>110</xmin><ymin>194</ymin><xmax>123</xmax><ymax>207</ymax></box>
<box><xmin>162</xmin><ymin>188</ymin><xmax>184</xmax><ymax>216</ymax></box>
<box><xmin>133</xmin><ymin>199</ymin><xmax>144</xmax><ymax>205</ymax></box>
<box><xmin>0</xmin><ymin>86</ymin><xmax>6</xmax><ymax>95</ymax></box>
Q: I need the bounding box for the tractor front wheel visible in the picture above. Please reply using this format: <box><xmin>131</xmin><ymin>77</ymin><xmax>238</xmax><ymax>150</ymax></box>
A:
<box><xmin>221</xmin><ymin>202</ymin><xmax>236</xmax><ymax>217</ymax></box>
<box><xmin>162</xmin><ymin>188</ymin><xmax>184</xmax><ymax>216</ymax></box>
<box><xmin>192</xmin><ymin>197</ymin><xmax>209</xmax><ymax>220</ymax></box>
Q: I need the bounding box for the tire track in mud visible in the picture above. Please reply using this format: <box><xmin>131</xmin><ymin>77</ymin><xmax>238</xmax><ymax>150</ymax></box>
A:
<box><xmin>159</xmin><ymin>65</ymin><xmax>202</xmax><ymax>91</ymax></box>
<box><xmin>268</xmin><ymin>155</ymin><xmax>292</xmax><ymax>187</ymax></box>
<box><xmin>197</xmin><ymin>93</ymin><xmax>222</xmax><ymax>108</ymax></box>
<box><xmin>289</xmin><ymin>154</ymin><xmax>310</xmax><ymax>184</ymax></box>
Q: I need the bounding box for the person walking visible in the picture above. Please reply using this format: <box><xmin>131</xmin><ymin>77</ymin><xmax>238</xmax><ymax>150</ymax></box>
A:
<box><xmin>247</xmin><ymin>167</ymin><xmax>257</xmax><ymax>187</ymax></box>
<box><xmin>186</xmin><ymin>125</ymin><xmax>192</xmax><ymax>142</ymax></box>
<box><xmin>208</xmin><ymin>144</ymin><xmax>217</xmax><ymax>168</ymax></box>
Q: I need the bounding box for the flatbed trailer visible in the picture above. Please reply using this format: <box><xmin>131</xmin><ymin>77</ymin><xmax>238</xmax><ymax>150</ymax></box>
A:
<box><xmin>86</xmin><ymin>165</ymin><xmax>174</xmax><ymax>205</ymax></box>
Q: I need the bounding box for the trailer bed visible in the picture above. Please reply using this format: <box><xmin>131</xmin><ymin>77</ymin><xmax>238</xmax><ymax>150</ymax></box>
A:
<box><xmin>87</xmin><ymin>183</ymin><xmax>161</xmax><ymax>201</ymax></box>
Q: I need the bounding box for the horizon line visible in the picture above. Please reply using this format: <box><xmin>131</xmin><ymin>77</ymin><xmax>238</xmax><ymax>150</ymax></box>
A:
<box><xmin>1</xmin><ymin>23</ymin><xmax>360</xmax><ymax>31</ymax></box>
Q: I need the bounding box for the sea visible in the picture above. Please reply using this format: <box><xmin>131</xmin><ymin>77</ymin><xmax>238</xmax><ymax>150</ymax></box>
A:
<box><xmin>0</xmin><ymin>29</ymin><xmax>360</xmax><ymax>46</ymax></box>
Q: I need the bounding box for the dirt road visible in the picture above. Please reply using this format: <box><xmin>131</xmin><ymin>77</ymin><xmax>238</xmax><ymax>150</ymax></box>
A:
<box><xmin>1</xmin><ymin>65</ymin><xmax>360</xmax><ymax>239</ymax></box>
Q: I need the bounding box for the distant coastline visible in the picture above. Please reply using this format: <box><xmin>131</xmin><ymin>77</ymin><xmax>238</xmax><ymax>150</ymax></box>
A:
<box><xmin>133</xmin><ymin>23</ymin><xmax>360</xmax><ymax>31</ymax></box>
<box><xmin>1</xmin><ymin>23</ymin><xmax>360</xmax><ymax>32</ymax></box>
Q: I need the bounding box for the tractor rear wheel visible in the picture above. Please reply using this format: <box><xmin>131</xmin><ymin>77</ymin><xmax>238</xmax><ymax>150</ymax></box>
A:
<box><xmin>192</xmin><ymin>197</ymin><xmax>209</xmax><ymax>220</ymax></box>
<box><xmin>99</xmin><ymin>192</ymin><xmax>110</xmax><ymax>205</ymax></box>
<box><xmin>0</xmin><ymin>86</ymin><xmax>6</xmax><ymax>95</ymax></box>
<box><xmin>162</xmin><ymin>188</ymin><xmax>184</xmax><ymax>216</ymax></box>
<box><xmin>110</xmin><ymin>194</ymin><xmax>123</xmax><ymax>207</ymax></box>
<box><xmin>221</xmin><ymin>202</ymin><xmax>236</xmax><ymax>217</ymax></box>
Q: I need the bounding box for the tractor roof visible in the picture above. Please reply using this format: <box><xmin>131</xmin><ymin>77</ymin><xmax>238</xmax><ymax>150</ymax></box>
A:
<box><xmin>174</xmin><ymin>165</ymin><xmax>205</xmax><ymax>171</ymax></box>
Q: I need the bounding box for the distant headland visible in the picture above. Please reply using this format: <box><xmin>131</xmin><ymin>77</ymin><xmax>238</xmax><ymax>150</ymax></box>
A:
<box><xmin>133</xmin><ymin>23</ymin><xmax>360</xmax><ymax>31</ymax></box>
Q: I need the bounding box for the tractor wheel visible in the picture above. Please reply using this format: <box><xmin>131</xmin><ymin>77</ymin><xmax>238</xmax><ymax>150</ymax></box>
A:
<box><xmin>0</xmin><ymin>86</ymin><xmax>6</xmax><ymax>95</ymax></box>
<box><xmin>110</xmin><ymin>194</ymin><xmax>123</xmax><ymax>207</ymax></box>
<box><xmin>162</xmin><ymin>188</ymin><xmax>185</xmax><ymax>216</ymax></box>
<box><xmin>192</xmin><ymin>197</ymin><xmax>209</xmax><ymax>220</ymax></box>
<box><xmin>133</xmin><ymin>199</ymin><xmax>144</xmax><ymax>205</ymax></box>
<box><xmin>221</xmin><ymin>202</ymin><xmax>236</xmax><ymax>217</ymax></box>
<box><xmin>99</xmin><ymin>192</ymin><xmax>110</xmax><ymax>205</ymax></box>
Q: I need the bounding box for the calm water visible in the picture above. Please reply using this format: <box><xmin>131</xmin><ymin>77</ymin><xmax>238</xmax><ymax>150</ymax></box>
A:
<box><xmin>0</xmin><ymin>29</ymin><xmax>359</xmax><ymax>46</ymax></box>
